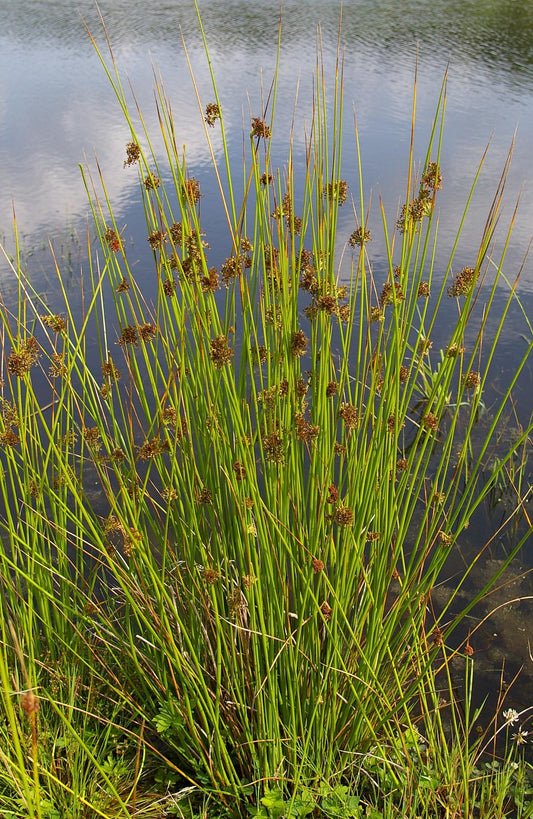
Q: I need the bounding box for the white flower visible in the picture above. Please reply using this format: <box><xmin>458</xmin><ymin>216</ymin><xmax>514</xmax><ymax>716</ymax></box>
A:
<box><xmin>512</xmin><ymin>729</ymin><xmax>528</xmax><ymax>745</ymax></box>
<box><xmin>503</xmin><ymin>708</ymin><xmax>520</xmax><ymax>725</ymax></box>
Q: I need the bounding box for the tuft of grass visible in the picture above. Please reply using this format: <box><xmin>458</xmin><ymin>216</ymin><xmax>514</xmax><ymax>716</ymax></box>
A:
<box><xmin>1</xmin><ymin>4</ymin><xmax>533</xmax><ymax>817</ymax></box>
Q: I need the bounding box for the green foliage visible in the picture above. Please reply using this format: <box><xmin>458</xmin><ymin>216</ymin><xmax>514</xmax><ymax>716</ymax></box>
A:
<box><xmin>154</xmin><ymin>698</ymin><xmax>185</xmax><ymax>735</ymax></box>
<box><xmin>0</xmin><ymin>2</ymin><xmax>532</xmax><ymax>818</ymax></box>
<box><xmin>247</xmin><ymin>783</ymin><xmax>364</xmax><ymax>818</ymax></box>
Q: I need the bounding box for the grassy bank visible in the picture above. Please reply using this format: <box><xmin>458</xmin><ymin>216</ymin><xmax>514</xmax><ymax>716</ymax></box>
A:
<box><xmin>1</xmin><ymin>6</ymin><xmax>533</xmax><ymax>817</ymax></box>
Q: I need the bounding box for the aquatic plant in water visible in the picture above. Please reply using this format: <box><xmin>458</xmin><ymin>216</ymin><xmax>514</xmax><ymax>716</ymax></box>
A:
<box><xmin>0</xmin><ymin>4</ymin><xmax>532</xmax><ymax>817</ymax></box>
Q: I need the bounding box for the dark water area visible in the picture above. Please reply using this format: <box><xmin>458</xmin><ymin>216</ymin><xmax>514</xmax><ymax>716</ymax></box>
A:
<box><xmin>1</xmin><ymin>0</ymin><xmax>533</xmax><ymax>717</ymax></box>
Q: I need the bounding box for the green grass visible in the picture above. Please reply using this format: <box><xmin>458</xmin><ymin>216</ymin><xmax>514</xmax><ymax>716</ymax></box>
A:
<box><xmin>0</xmin><ymin>5</ymin><xmax>533</xmax><ymax>817</ymax></box>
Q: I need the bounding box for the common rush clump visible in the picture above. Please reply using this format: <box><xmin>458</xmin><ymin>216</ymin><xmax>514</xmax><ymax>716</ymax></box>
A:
<box><xmin>0</xmin><ymin>5</ymin><xmax>532</xmax><ymax>818</ymax></box>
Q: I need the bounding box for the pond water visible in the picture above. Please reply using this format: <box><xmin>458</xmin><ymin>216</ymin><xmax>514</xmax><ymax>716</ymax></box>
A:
<box><xmin>1</xmin><ymin>0</ymin><xmax>533</xmax><ymax>711</ymax></box>
<box><xmin>2</xmin><ymin>0</ymin><xmax>533</xmax><ymax>284</ymax></box>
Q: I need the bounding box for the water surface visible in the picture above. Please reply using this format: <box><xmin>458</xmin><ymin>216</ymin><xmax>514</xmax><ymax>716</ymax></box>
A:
<box><xmin>2</xmin><ymin>0</ymin><xmax>533</xmax><ymax>290</ymax></box>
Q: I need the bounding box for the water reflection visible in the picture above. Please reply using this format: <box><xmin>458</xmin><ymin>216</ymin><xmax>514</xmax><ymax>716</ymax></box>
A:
<box><xmin>1</xmin><ymin>0</ymin><xmax>533</xmax><ymax>291</ymax></box>
<box><xmin>5</xmin><ymin>1</ymin><xmax>533</xmax><ymax>85</ymax></box>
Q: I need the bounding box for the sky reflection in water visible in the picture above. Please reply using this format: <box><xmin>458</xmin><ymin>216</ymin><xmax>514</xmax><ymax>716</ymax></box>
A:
<box><xmin>1</xmin><ymin>0</ymin><xmax>533</xmax><ymax>290</ymax></box>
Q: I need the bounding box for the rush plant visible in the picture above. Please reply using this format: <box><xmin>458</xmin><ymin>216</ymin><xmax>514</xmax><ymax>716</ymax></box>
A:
<box><xmin>0</xmin><ymin>5</ymin><xmax>532</xmax><ymax>817</ymax></box>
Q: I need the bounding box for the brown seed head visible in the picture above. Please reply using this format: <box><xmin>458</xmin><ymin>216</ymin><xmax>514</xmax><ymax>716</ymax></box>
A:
<box><xmin>463</xmin><ymin>370</ymin><xmax>480</xmax><ymax>390</ymax></box>
<box><xmin>228</xmin><ymin>587</ymin><xmax>247</xmax><ymax>615</ymax></box>
<box><xmin>423</xmin><ymin>412</ymin><xmax>439</xmax><ymax>431</ymax></box>
<box><xmin>300</xmin><ymin>267</ymin><xmax>317</xmax><ymax>293</ymax></box>
<box><xmin>290</xmin><ymin>329</ymin><xmax>308</xmax><ymax>358</ymax></box>
<box><xmin>432</xmin><ymin>627</ymin><xmax>444</xmax><ymax>646</ymax></box>
<box><xmin>339</xmin><ymin>403</ymin><xmax>359</xmax><ymax>429</ymax></box>
<box><xmin>183</xmin><ymin>177</ymin><xmax>201</xmax><ymax>203</ymax></box>
<box><xmin>263</xmin><ymin>430</ymin><xmax>285</xmax><ymax>464</ymax></box>
<box><xmin>205</xmin><ymin>102</ymin><xmax>221</xmax><ymax>126</ymax></box>
<box><xmin>102</xmin><ymin>357</ymin><xmax>120</xmax><ymax>380</ymax></box>
<box><xmin>197</xmin><ymin>487</ymin><xmax>213</xmax><ymax>504</ymax></box>
<box><xmin>161</xmin><ymin>407</ymin><xmax>177</xmax><ymax>426</ymax></box>
<box><xmin>161</xmin><ymin>486</ymin><xmax>178</xmax><ymax>502</ymax></box>
<box><xmin>323</xmin><ymin>179</ymin><xmax>348</xmax><ymax>206</ymax></box>
<box><xmin>220</xmin><ymin>255</ymin><xmax>243</xmax><ymax>286</ymax></box>
<box><xmin>42</xmin><ymin>314</ymin><xmax>67</xmax><ymax>333</ymax></box>
<box><xmin>387</xmin><ymin>414</ymin><xmax>404</xmax><ymax>433</ymax></box>
<box><xmin>169</xmin><ymin>222</ymin><xmax>182</xmax><ymax>243</ymax></box>
<box><xmin>137</xmin><ymin>438</ymin><xmax>163</xmax><ymax>460</ymax></box>
<box><xmin>203</xmin><ymin>567</ymin><xmax>219</xmax><ymax>584</ymax></box>
<box><xmin>338</xmin><ymin>304</ymin><xmax>351</xmax><ymax>322</ymax></box>
<box><xmin>335</xmin><ymin>505</ymin><xmax>354</xmax><ymax>526</ymax></box>
<box><xmin>83</xmin><ymin>427</ymin><xmax>101</xmax><ymax>445</ymax></box>
<box><xmin>422</xmin><ymin>161</ymin><xmax>442</xmax><ymax>192</ymax></box>
<box><xmin>1</xmin><ymin>400</ymin><xmax>18</xmax><ymax>426</ymax></box>
<box><xmin>124</xmin><ymin>141</ymin><xmax>141</xmax><ymax>167</ymax></box>
<box><xmin>0</xmin><ymin>428</ymin><xmax>19</xmax><ymax>447</ymax></box>
<box><xmin>104</xmin><ymin>227</ymin><xmax>121</xmax><ymax>252</ymax></box>
<box><xmin>445</xmin><ymin>343</ymin><xmax>464</xmax><ymax>358</ymax></box>
<box><xmin>200</xmin><ymin>267</ymin><xmax>219</xmax><ymax>293</ymax></box>
<box><xmin>144</xmin><ymin>173</ymin><xmax>160</xmax><ymax>191</ymax></box>
<box><xmin>147</xmin><ymin>229</ymin><xmax>165</xmax><ymax>248</ymax></box>
<box><xmin>118</xmin><ymin>325</ymin><xmax>139</xmax><ymax>347</ymax></box>
<box><xmin>8</xmin><ymin>337</ymin><xmax>40</xmax><ymax>377</ymax></box>
<box><xmin>316</xmin><ymin>294</ymin><xmax>337</xmax><ymax>314</ymax></box>
<box><xmin>49</xmin><ymin>353</ymin><xmax>67</xmax><ymax>379</ymax></box>
<box><xmin>418</xmin><ymin>337</ymin><xmax>432</xmax><ymax>355</ymax></box>
<box><xmin>138</xmin><ymin>323</ymin><xmax>157</xmax><ymax>343</ymax></box>
<box><xmin>163</xmin><ymin>277</ymin><xmax>177</xmax><ymax>296</ymax></box>
<box><xmin>209</xmin><ymin>335</ymin><xmax>233</xmax><ymax>368</ymax></box>
<box><xmin>380</xmin><ymin>281</ymin><xmax>405</xmax><ymax>306</ymax></box>
<box><xmin>448</xmin><ymin>266</ymin><xmax>478</xmax><ymax>298</ymax></box>
<box><xmin>233</xmin><ymin>461</ymin><xmax>246</xmax><ymax>481</ymax></box>
<box><xmin>348</xmin><ymin>226</ymin><xmax>371</xmax><ymax>247</ymax></box>
<box><xmin>296</xmin><ymin>377</ymin><xmax>309</xmax><ymax>398</ymax></box>
<box><xmin>295</xmin><ymin>413</ymin><xmax>319</xmax><ymax>442</ymax></box>
<box><xmin>185</xmin><ymin>231</ymin><xmax>209</xmax><ymax>261</ymax></box>
<box><xmin>251</xmin><ymin>117</ymin><xmax>271</xmax><ymax>139</ymax></box>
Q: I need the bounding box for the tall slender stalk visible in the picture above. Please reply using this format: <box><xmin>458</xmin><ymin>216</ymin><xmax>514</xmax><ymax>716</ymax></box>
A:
<box><xmin>0</xmin><ymin>6</ymin><xmax>532</xmax><ymax>817</ymax></box>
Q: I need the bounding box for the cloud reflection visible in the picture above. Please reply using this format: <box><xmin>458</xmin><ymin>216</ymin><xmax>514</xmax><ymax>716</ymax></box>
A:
<box><xmin>0</xmin><ymin>0</ymin><xmax>532</xmax><ymax>291</ymax></box>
